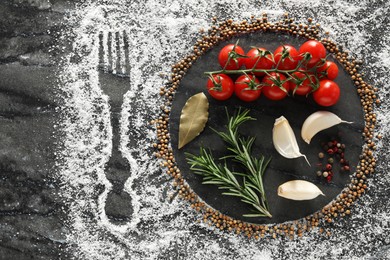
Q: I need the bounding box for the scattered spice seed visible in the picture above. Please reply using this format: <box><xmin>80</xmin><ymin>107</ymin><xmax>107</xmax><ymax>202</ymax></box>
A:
<box><xmin>317</xmin><ymin>139</ymin><xmax>352</xmax><ymax>182</ymax></box>
<box><xmin>155</xmin><ymin>14</ymin><xmax>378</xmax><ymax>239</ymax></box>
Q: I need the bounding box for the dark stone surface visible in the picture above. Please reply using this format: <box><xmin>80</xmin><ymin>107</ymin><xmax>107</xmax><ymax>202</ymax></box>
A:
<box><xmin>0</xmin><ymin>0</ymin><xmax>389</xmax><ymax>259</ymax></box>
<box><xmin>0</xmin><ymin>1</ymin><xmax>76</xmax><ymax>259</ymax></box>
<box><xmin>0</xmin><ymin>1</ymin><xmax>134</xmax><ymax>257</ymax></box>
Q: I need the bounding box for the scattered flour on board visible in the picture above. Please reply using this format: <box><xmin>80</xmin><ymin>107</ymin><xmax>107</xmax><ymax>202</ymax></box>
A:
<box><xmin>56</xmin><ymin>0</ymin><xmax>390</xmax><ymax>259</ymax></box>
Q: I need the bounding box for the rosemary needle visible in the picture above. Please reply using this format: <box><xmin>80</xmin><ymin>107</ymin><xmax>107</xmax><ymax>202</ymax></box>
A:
<box><xmin>186</xmin><ymin>109</ymin><xmax>272</xmax><ymax>218</ymax></box>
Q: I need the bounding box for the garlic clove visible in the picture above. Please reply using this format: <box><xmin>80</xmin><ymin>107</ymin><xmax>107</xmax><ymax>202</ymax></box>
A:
<box><xmin>277</xmin><ymin>180</ymin><xmax>324</xmax><ymax>200</ymax></box>
<box><xmin>273</xmin><ymin>116</ymin><xmax>310</xmax><ymax>166</ymax></box>
<box><xmin>301</xmin><ymin>111</ymin><xmax>352</xmax><ymax>144</ymax></box>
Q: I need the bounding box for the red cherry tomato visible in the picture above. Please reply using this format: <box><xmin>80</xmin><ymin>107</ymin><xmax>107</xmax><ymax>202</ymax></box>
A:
<box><xmin>244</xmin><ymin>47</ymin><xmax>274</xmax><ymax>76</ymax></box>
<box><xmin>317</xmin><ymin>60</ymin><xmax>339</xmax><ymax>80</ymax></box>
<box><xmin>234</xmin><ymin>74</ymin><xmax>261</xmax><ymax>102</ymax></box>
<box><xmin>313</xmin><ymin>79</ymin><xmax>340</xmax><ymax>106</ymax></box>
<box><xmin>274</xmin><ymin>45</ymin><xmax>301</xmax><ymax>70</ymax></box>
<box><xmin>299</xmin><ymin>40</ymin><xmax>327</xmax><ymax>67</ymax></box>
<box><xmin>290</xmin><ymin>71</ymin><xmax>316</xmax><ymax>96</ymax></box>
<box><xmin>218</xmin><ymin>44</ymin><xmax>245</xmax><ymax>70</ymax></box>
<box><xmin>261</xmin><ymin>72</ymin><xmax>290</xmax><ymax>100</ymax></box>
<box><xmin>206</xmin><ymin>74</ymin><xmax>234</xmax><ymax>101</ymax></box>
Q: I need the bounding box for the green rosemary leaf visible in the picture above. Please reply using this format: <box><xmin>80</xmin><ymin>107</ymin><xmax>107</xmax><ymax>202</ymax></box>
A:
<box><xmin>224</xmin><ymin>167</ymin><xmax>240</xmax><ymax>188</ymax></box>
<box><xmin>218</xmin><ymin>186</ymin><xmax>235</xmax><ymax>190</ymax></box>
<box><xmin>186</xmin><ymin>108</ymin><xmax>272</xmax><ymax>218</ymax></box>
<box><xmin>222</xmin><ymin>192</ymin><xmax>241</xmax><ymax>197</ymax></box>
<box><xmin>216</xmin><ymin>109</ymin><xmax>272</xmax><ymax>216</ymax></box>
<box><xmin>230</xmin><ymin>171</ymin><xmax>247</xmax><ymax>177</ymax></box>
<box><xmin>244</xmin><ymin>185</ymin><xmax>260</xmax><ymax>204</ymax></box>
<box><xmin>202</xmin><ymin>180</ymin><xmax>226</xmax><ymax>185</ymax></box>
<box><xmin>241</xmin><ymin>199</ymin><xmax>257</xmax><ymax>205</ymax></box>
<box><xmin>246</xmin><ymin>182</ymin><xmax>261</xmax><ymax>193</ymax></box>
<box><xmin>261</xmin><ymin>158</ymin><xmax>272</xmax><ymax>176</ymax></box>
<box><xmin>243</xmin><ymin>213</ymin><xmax>268</xmax><ymax>218</ymax></box>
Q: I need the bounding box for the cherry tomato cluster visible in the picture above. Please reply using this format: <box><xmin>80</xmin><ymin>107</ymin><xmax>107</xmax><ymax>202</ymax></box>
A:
<box><xmin>206</xmin><ymin>40</ymin><xmax>341</xmax><ymax>106</ymax></box>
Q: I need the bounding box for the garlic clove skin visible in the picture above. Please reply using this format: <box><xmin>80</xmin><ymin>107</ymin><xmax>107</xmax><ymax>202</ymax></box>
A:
<box><xmin>301</xmin><ymin>111</ymin><xmax>353</xmax><ymax>144</ymax></box>
<box><xmin>273</xmin><ymin>116</ymin><xmax>310</xmax><ymax>166</ymax></box>
<box><xmin>277</xmin><ymin>180</ymin><xmax>324</xmax><ymax>200</ymax></box>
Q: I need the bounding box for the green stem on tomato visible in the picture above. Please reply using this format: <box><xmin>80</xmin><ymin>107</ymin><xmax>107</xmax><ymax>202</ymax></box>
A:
<box><xmin>205</xmin><ymin>51</ymin><xmax>324</xmax><ymax>93</ymax></box>
<box><xmin>204</xmin><ymin>67</ymin><xmax>310</xmax><ymax>76</ymax></box>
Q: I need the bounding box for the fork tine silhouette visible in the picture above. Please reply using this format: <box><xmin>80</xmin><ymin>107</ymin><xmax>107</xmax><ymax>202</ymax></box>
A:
<box><xmin>99</xmin><ymin>31</ymin><xmax>130</xmax><ymax>78</ymax></box>
<box><xmin>123</xmin><ymin>31</ymin><xmax>130</xmax><ymax>76</ymax></box>
<box><xmin>98</xmin><ymin>30</ymin><xmax>132</xmax><ymax>224</ymax></box>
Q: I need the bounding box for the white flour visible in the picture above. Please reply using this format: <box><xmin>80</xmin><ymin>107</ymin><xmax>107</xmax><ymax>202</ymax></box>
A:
<box><xmin>57</xmin><ymin>0</ymin><xmax>390</xmax><ymax>259</ymax></box>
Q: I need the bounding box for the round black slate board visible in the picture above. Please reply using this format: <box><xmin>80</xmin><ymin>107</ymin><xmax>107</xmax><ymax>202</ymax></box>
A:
<box><xmin>169</xmin><ymin>32</ymin><xmax>364</xmax><ymax>224</ymax></box>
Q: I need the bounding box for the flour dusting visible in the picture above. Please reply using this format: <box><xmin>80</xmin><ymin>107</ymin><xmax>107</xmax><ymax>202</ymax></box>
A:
<box><xmin>57</xmin><ymin>0</ymin><xmax>390</xmax><ymax>259</ymax></box>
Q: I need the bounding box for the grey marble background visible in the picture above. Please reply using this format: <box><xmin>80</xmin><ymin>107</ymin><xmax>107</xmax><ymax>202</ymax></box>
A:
<box><xmin>0</xmin><ymin>1</ymin><xmax>75</xmax><ymax>259</ymax></box>
<box><xmin>0</xmin><ymin>0</ymin><xmax>389</xmax><ymax>259</ymax></box>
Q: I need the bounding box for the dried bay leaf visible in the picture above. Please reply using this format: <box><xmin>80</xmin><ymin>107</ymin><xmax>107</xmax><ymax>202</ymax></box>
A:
<box><xmin>178</xmin><ymin>92</ymin><xmax>209</xmax><ymax>149</ymax></box>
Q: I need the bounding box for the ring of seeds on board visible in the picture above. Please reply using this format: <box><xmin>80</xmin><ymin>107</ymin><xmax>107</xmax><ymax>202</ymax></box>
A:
<box><xmin>152</xmin><ymin>13</ymin><xmax>379</xmax><ymax>240</ymax></box>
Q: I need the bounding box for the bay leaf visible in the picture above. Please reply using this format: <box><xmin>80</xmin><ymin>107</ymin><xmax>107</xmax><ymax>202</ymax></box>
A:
<box><xmin>178</xmin><ymin>92</ymin><xmax>209</xmax><ymax>149</ymax></box>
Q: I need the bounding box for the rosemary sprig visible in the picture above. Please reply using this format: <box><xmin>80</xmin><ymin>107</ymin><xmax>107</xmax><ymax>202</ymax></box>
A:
<box><xmin>213</xmin><ymin>109</ymin><xmax>271</xmax><ymax>213</ymax></box>
<box><xmin>186</xmin><ymin>148</ymin><xmax>271</xmax><ymax>218</ymax></box>
<box><xmin>186</xmin><ymin>109</ymin><xmax>272</xmax><ymax>218</ymax></box>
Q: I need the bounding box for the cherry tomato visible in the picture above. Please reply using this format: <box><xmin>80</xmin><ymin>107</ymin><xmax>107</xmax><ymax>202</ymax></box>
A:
<box><xmin>261</xmin><ymin>72</ymin><xmax>290</xmax><ymax>101</ymax></box>
<box><xmin>299</xmin><ymin>40</ymin><xmax>327</xmax><ymax>67</ymax></box>
<box><xmin>206</xmin><ymin>74</ymin><xmax>234</xmax><ymax>101</ymax></box>
<box><xmin>234</xmin><ymin>74</ymin><xmax>261</xmax><ymax>102</ymax></box>
<box><xmin>274</xmin><ymin>45</ymin><xmax>301</xmax><ymax>70</ymax></box>
<box><xmin>290</xmin><ymin>71</ymin><xmax>316</xmax><ymax>96</ymax></box>
<box><xmin>313</xmin><ymin>79</ymin><xmax>340</xmax><ymax>106</ymax></box>
<box><xmin>317</xmin><ymin>60</ymin><xmax>339</xmax><ymax>80</ymax></box>
<box><xmin>244</xmin><ymin>47</ymin><xmax>274</xmax><ymax>76</ymax></box>
<box><xmin>218</xmin><ymin>44</ymin><xmax>245</xmax><ymax>70</ymax></box>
